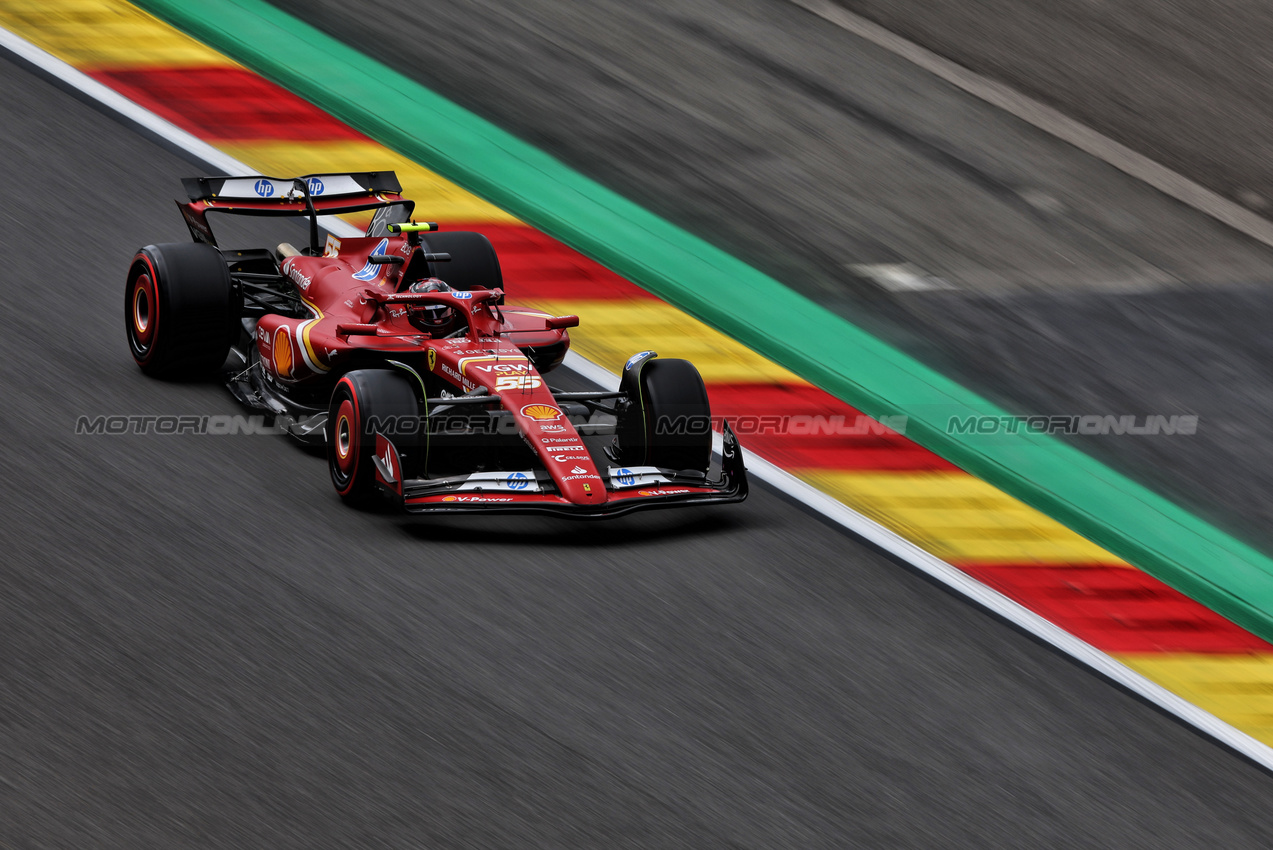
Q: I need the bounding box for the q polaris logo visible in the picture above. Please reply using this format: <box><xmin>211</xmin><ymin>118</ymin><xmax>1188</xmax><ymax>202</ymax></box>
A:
<box><xmin>352</xmin><ymin>238</ymin><xmax>390</xmax><ymax>282</ymax></box>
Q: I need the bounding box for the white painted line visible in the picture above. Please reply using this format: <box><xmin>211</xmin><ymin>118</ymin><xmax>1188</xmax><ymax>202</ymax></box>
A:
<box><xmin>849</xmin><ymin>262</ymin><xmax>953</xmax><ymax>292</ymax></box>
<box><xmin>787</xmin><ymin>0</ymin><xmax>1273</xmax><ymax>251</ymax></box>
<box><xmin>590</xmin><ymin>352</ymin><xmax>1273</xmax><ymax>771</ymax></box>
<box><xmin>562</xmin><ymin>351</ymin><xmax>621</xmax><ymax>391</ymax></box>
<box><xmin>0</xmin><ymin>26</ymin><xmax>247</xmax><ymax>177</ymax></box>
<box><xmin>0</xmin><ymin>25</ymin><xmax>358</xmax><ymax>240</ymax></box>
<box><xmin>7</xmin><ymin>22</ymin><xmax>1272</xmax><ymax>771</ymax></box>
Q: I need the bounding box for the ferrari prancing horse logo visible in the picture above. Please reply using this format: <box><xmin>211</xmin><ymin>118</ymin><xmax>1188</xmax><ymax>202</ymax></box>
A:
<box><xmin>427</xmin><ymin>349</ymin><xmax>436</xmax><ymax>371</ymax></box>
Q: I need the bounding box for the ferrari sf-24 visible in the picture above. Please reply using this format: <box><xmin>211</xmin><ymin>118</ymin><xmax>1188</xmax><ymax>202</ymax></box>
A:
<box><xmin>125</xmin><ymin>172</ymin><xmax>747</xmax><ymax>517</ymax></box>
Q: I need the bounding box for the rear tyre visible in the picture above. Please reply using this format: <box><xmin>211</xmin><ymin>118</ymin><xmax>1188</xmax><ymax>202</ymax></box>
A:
<box><xmin>615</xmin><ymin>358</ymin><xmax>713</xmax><ymax>474</ymax></box>
<box><xmin>327</xmin><ymin>369</ymin><xmax>421</xmax><ymax>505</ymax></box>
<box><xmin>125</xmin><ymin>242</ymin><xmax>236</xmax><ymax>378</ymax></box>
<box><xmin>418</xmin><ymin>231</ymin><xmax>504</xmax><ymax>300</ymax></box>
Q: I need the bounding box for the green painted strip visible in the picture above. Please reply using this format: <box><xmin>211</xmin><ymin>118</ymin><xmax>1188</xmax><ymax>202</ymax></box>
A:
<box><xmin>136</xmin><ymin>0</ymin><xmax>1273</xmax><ymax>643</ymax></box>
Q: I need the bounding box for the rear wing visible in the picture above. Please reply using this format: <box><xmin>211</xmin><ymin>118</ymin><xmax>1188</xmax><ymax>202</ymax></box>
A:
<box><xmin>177</xmin><ymin>172</ymin><xmax>413</xmax><ymax>250</ymax></box>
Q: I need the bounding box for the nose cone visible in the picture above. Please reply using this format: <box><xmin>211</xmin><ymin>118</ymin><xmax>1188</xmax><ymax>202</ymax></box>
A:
<box><xmin>526</xmin><ymin>421</ymin><xmax>607</xmax><ymax>505</ymax></box>
<box><xmin>556</xmin><ymin>470</ymin><xmax>608</xmax><ymax>505</ymax></box>
<box><xmin>508</xmin><ymin>391</ymin><xmax>607</xmax><ymax>505</ymax></box>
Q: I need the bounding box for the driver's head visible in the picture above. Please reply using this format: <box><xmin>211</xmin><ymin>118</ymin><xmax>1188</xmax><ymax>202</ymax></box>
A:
<box><xmin>407</xmin><ymin>278</ymin><xmax>461</xmax><ymax>335</ymax></box>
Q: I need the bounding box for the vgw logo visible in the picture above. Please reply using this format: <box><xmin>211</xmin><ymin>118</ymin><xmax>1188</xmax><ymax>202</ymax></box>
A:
<box><xmin>253</xmin><ymin>179</ymin><xmax>274</xmax><ymax>198</ymax></box>
<box><xmin>307</xmin><ymin>176</ymin><xmax>325</xmax><ymax>196</ymax></box>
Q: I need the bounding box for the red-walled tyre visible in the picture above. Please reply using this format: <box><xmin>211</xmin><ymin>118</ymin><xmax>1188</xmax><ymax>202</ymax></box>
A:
<box><xmin>327</xmin><ymin>369</ymin><xmax>421</xmax><ymax>505</ymax></box>
<box><xmin>125</xmin><ymin>243</ymin><xmax>236</xmax><ymax>378</ymax></box>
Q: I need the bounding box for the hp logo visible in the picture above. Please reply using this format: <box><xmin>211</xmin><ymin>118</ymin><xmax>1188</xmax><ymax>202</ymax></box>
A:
<box><xmin>253</xmin><ymin>179</ymin><xmax>274</xmax><ymax>197</ymax></box>
<box><xmin>616</xmin><ymin>468</ymin><xmax>635</xmax><ymax>486</ymax></box>
<box><xmin>506</xmin><ymin>472</ymin><xmax>530</xmax><ymax>491</ymax></box>
<box><xmin>307</xmin><ymin>176</ymin><xmax>325</xmax><ymax>196</ymax></box>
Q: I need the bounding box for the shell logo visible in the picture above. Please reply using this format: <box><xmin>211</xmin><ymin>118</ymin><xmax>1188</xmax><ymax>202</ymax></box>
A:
<box><xmin>443</xmin><ymin>496</ymin><xmax>457</xmax><ymax>502</ymax></box>
<box><xmin>521</xmin><ymin>404</ymin><xmax>562</xmax><ymax>421</ymax></box>
<box><xmin>273</xmin><ymin>327</ymin><xmax>294</xmax><ymax>378</ymax></box>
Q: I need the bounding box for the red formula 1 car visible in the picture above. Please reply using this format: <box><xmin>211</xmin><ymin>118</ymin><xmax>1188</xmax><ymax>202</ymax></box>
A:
<box><xmin>125</xmin><ymin>172</ymin><xmax>747</xmax><ymax>516</ymax></box>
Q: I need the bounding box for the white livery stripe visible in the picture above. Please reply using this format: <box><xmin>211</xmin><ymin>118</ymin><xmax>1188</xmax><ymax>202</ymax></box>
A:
<box><xmin>293</xmin><ymin>319</ymin><xmax>325</xmax><ymax>374</ymax></box>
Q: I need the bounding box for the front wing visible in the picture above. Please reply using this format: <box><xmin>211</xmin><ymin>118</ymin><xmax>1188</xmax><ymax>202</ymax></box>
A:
<box><xmin>382</xmin><ymin>423</ymin><xmax>748</xmax><ymax>518</ymax></box>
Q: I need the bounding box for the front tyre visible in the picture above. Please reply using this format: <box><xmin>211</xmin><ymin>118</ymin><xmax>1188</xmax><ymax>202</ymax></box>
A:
<box><xmin>125</xmin><ymin>242</ymin><xmax>236</xmax><ymax>378</ymax></box>
<box><xmin>614</xmin><ymin>357</ymin><xmax>713</xmax><ymax>474</ymax></box>
<box><xmin>327</xmin><ymin>369</ymin><xmax>422</xmax><ymax>505</ymax></box>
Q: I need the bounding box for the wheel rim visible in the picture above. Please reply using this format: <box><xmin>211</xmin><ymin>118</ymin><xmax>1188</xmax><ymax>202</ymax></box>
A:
<box><xmin>130</xmin><ymin>272</ymin><xmax>157</xmax><ymax>351</ymax></box>
<box><xmin>334</xmin><ymin>399</ymin><xmax>357</xmax><ymax>479</ymax></box>
<box><xmin>133</xmin><ymin>286</ymin><xmax>149</xmax><ymax>333</ymax></box>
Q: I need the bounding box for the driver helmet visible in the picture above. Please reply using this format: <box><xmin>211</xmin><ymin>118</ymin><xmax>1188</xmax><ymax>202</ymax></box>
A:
<box><xmin>407</xmin><ymin>278</ymin><xmax>460</xmax><ymax>335</ymax></box>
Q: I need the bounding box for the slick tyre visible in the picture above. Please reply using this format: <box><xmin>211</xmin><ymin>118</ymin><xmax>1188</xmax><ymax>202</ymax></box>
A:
<box><xmin>126</xmin><ymin>242</ymin><xmax>236</xmax><ymax>378</ymax></box>
<box><xmin>328</xmin><ymin>369</ymin><xmax>421</xmax><ymax>506</ymax></box>
<box><xmin>418</xmin><ymin>231</ymin><xmax>504</xmax><ymax>301</ymax></box>
<box><xmin>616</xmin><ymin>358</ymin><xmax>713</xmax><ymax>474</ymax></box>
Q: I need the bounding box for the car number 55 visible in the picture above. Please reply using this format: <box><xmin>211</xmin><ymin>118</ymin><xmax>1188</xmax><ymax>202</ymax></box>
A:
<box><xmin>495</xmin><ymin>375</ymin><xmax>543</xmax><ymax>391</ymax></box>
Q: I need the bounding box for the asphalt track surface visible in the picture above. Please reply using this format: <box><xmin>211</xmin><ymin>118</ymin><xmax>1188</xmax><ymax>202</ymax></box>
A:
<box><xmin>268</xmin><ymin>0</ymin><xmax>1273</xmax><ymax>556</ymax></box>
<box><xmin>6</xmin><ymin>28</ymin><xmax>1273</xmax><ymax>850</ymax></box>
<box><xmin>839</xmin><ymin>0</ymin><xmax>1273</xmax><ymax>218</ymax></box>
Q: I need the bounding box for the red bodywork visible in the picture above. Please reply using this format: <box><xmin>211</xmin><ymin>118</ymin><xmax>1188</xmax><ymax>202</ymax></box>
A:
<box><xmin>165</xmin><ymin>172</ymin><xmax>745</xmax><ymax>516</ymax></box>
<box><xmin>256</xmin><ymin>233</ymin><xmax>717</xmax><ymax>511</ymax></box>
